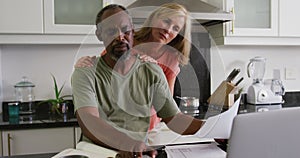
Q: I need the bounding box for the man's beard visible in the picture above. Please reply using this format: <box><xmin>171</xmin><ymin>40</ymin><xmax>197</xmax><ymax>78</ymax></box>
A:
<box><xmin>110</xmin><ymin>44</ymin><xmax>131</xmax><ymax>61</ymax></box>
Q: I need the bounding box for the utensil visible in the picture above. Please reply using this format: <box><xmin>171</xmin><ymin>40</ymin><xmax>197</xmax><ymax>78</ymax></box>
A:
<box><xmin>226</xmin><ymin>69</ymin><xmax>236</xmax><ymax>82</ymax></box>
<box><xmin>226</xmin><ymin>69</ymin><xmax>240</xmax><ymax>82</ymax></box>
<box><xmin>235</xmin><ymin>77</ymin><xmax>244</xmax><ymax>86</ymax></box>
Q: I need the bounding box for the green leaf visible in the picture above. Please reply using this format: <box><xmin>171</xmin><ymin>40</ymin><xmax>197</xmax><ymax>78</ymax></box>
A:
<box><xmin>37</xmin><ymin>74</ymin><xmax>71</xmax><ymax>107</ymax></box>
<box><xmin>58</xmin><ymin>82</ymin><xmax>66</xmax><ymax>98</ymax></box>
<box><xmin>51</xmin><ymin>74</ymin><xmax>60</xmax><ymax>99</ymax></box>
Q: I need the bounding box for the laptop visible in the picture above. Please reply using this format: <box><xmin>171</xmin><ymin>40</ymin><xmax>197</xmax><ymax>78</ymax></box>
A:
<box><xmin>227</xmin><ymin>107</ymin><xmax>300</xmax><ymax>158</ymax></box>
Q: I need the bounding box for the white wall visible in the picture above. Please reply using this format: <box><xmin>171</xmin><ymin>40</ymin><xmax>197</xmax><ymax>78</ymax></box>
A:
<box><xmin>211</xmin><ymin>45</ymin><xmax>300</xmax><ymax>93</ymax></box>
<box><xmin>0</xmin><ymin>44</ymin><xmax>299</xmax><ymax>104</ymax></box>
<box><xmin>0</xmin><ymin>44</ymin><xmax>103</xmax><ymax>102</ymax></box>
<box><xmin>113</xmin><ymin>0</ymin><xmax>134</xmax><ymax>6</ymax></box>
<box><xmin>0</xmin><ymin>46</ymin><xmax>2</xmax><ymax>113</ymax></box>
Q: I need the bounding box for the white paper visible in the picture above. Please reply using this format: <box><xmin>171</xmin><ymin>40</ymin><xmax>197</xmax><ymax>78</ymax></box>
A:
<box><xmin>52</xmin><ymin>141</ymin><xmax>118</xmax><ymax>158</ymax></box>
<box><xmin>147</xmin><ymin>122</ymin><xmax>214</xmax><ymax>146</ymax></box>
<box><xmin>51</xmin><ymin>148</ymin><xmax>100</xmax><ymax>158</ymax></box>
<box><xmin>165</xmin><ymin>143</ymin><xmax>226</xmax><ymax>158</ymax></box>
<box><xmin>195</xmin><ymin>97</ymin><xmax>241</xmax><ymax>139</ymax></box>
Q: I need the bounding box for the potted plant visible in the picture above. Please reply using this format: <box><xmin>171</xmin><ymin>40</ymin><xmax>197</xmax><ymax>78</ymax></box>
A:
<box><xmin>39</xmin><ymin>74</ymin><xmax>72</xmax><ymax>115</ymax></box>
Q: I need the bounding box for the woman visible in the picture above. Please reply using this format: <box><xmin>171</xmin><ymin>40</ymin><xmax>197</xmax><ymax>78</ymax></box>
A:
<box><xmin>75</xmin><ymin>3</ymin><xmax>192</xmax><ymax>130</ymax></box>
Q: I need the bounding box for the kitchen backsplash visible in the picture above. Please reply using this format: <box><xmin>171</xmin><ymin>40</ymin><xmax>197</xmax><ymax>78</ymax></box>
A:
<box><xmin>0</xmin><ymin>44</ymin><xmax>103</xmax><ymax>102</ymax></box>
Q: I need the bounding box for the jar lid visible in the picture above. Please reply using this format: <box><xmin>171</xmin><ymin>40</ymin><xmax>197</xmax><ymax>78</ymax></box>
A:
<box><xmin>8</xmin><ymin>102</ymin><xmax>19</xmax><ymax>106</ymax></box>
<box><xmin>14</xmin><ymin>76</ymin><xmax>35</xmax><ymax>87</ymax></box>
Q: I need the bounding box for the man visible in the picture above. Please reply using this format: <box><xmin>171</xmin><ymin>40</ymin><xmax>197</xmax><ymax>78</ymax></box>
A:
<box><xmin>71</xmin><ymin>4</ymin><xmax>203</xmax><ymax>158</ymax></box>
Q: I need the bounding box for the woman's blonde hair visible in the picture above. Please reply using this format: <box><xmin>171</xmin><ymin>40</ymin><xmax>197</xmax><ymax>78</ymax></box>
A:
<box><xmin>134</xmin><ymin>3</ymin><xmax>191</xmax><ymax>65</ymax></box>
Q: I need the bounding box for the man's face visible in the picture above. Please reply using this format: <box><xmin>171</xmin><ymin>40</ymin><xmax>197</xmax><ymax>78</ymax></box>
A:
<box><xmin>97</xmin><ymin>9</ymin><xmax>134</xmax><ymax>60</ymax></box>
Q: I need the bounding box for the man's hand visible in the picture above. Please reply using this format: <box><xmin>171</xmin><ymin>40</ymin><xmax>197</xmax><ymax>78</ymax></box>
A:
<box><xmin>116</xmin><ymin>140</ymin><xmax>157</xmax><ymax>158</ymax></box>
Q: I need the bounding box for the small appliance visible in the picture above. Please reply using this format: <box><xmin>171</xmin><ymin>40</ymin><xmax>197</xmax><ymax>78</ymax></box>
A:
<box><xmin>246</xmin><ymin>57</ymin><xmax>285</xmax><ymax>112</ymax></box>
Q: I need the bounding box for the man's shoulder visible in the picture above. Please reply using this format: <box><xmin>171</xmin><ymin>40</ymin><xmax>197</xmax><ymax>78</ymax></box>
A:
<box><xmin>72</xmin><ymin>58</ymin><xmax>100</xmax><ymax>80</ymax></box>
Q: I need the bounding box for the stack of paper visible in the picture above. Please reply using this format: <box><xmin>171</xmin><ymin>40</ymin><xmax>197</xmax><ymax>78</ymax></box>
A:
<box><xmin>165</xmin><ymin>143</ymin><xmax>226</xmax><ymax>158</ymax></box>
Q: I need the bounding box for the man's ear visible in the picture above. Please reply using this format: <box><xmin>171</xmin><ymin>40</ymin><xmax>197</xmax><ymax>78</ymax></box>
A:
<box><xmin>95</xmin><ymin>29</ymin><xmax>102</xmax><ymax>41</ymax></box>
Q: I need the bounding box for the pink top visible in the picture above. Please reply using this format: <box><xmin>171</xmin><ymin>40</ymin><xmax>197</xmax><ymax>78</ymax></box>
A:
<box><xmin>149</xmin><ymin>49</ymin><xmax>180</xmax><ymax>130</ymax></box>
<box><xmin>157</xmin><ymin>49</ymin><xmax>180</xmax><ymax>86</ymax></box>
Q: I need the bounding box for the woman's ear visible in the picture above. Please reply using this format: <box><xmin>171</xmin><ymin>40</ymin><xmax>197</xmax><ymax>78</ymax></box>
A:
<box><xmin>95</xmin><ymin>29</ymin><xmax>102</xmax><ymax>41</ymax></box>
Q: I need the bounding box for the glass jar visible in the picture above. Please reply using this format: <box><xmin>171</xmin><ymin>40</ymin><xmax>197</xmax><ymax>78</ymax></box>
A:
<box><xmin>14</xmin><ymin>76</ymin><xmax>35</xmax><ymax>114</ymax></box>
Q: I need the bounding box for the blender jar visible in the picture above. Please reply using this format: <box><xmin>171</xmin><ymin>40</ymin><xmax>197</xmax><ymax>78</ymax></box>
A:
<box><xmin>14</xmin><ymin>76</ymin><xmax>35</xmax><ymax>114</ymax></box>
<box><xmin>247</xmin><ymin>56</ymin><xmax>266</xmax><ymax>83</ymax></box>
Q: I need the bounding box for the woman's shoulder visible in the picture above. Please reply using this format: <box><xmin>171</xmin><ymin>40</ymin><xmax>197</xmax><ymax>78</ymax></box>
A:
<box><xmin>157</xmin><ymin>48</ymin><xmax>179</xmax><ymax>67</ymax></box>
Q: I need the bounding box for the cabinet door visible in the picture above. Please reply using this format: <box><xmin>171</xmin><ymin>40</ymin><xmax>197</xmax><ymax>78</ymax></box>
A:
<box><xmin>74</xmin><ymin>127</ymin><xmax>82</xmax><ymax>143</ymax></box>
<box><xmin>227</xmin><ymin>0</ymin><xmax>278</xmax><ymax>36</ymax></box>
<box><xmin>0</xmin><ymin>131</ymin><xmax>2</xmax><ymax>156</ymax></box>
<box><xmin>0</xmin><ymin>0</ymin><xmax>43</xmax><ymax>34</ymax></box>
<box><xmin>279</xmin><ymin>0</ymin><xmax>300</xmax><ymax>37</ymax></box>
<box><xmin>1</xmin><ymin>128</ymin><xmax>74</xmax><ymax>156</ymax></box>
<box><xmin>44</xmin><ymin>0</ymin><xmax>111</xmax><ymax>34</ymax></box>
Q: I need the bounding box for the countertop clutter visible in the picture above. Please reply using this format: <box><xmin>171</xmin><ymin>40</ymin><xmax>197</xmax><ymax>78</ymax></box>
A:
<box><xmin>0</xmin><ymin>100</ymin><xmax>79</xmax><ymax>157</ymax></box>
<box><xmin>1</xmin><ymin>100</ymin><xmax>78</xmax><ymax>130</ymax></box>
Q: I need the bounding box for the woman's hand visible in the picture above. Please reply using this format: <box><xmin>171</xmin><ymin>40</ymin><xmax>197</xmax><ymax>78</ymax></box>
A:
<box><xmin>139</xmin><ymin>55</ymin><xmax>158</xmax><ymax>64</ymax></box>
<box><xmin>74</xmin><ymin>56</ymin><xmax>96</xmax><ymax>68</ymax></box>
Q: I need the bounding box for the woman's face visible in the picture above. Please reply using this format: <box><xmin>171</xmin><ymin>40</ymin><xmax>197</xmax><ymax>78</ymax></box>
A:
<box><xmin>150</xmin><ymin>14</ymin><xmax>185</xmax><ymax>44</ymax></box>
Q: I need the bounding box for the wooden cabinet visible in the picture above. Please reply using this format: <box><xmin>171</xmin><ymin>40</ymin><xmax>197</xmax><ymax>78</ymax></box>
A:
<box><xmin>0</xmin><ymin>0</ymin><xmax>43</xmax><ymax>34</ymax></box>
<box><xmin>1</xmin><ymin>127</ymin><xmax>75</xmax><ymax>156</ymax></box>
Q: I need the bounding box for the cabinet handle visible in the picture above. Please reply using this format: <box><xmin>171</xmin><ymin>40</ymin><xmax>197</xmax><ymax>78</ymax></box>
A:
<box><xmin>230</xmin><ymin>7</ymin><xmax>235</xmax><ymax>34</ymax></box>
<box><xmin>7</xmin><ymin>133</ymin><xmax>11</xmax><ymax>156</ymax></box>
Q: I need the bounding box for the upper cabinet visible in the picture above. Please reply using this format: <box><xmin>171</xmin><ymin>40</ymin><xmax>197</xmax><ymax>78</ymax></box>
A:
<box><xmin>0</xmin><ymin>0</ymin><xmax>43</xmax><ymax>34</ymax></box>
<box><xmin>208</xmin><ymin>0</ymin><xmax>300</xmax><ymax>45</ymax></box>
<box><xmin>0</xmin><ymin>0</ymin><xmax>111</xmax><ymax>44</ymax></box>
<box><xmin>2</xmin><ymin>0</ymin><xmax>300</xmax><ymax>45</ymax></box>
<box><xmin>279</xmin><ymin>0</ymin><xmax>300</xmax><ymax>37</ymax></box>
<box><xmin>228</xmin><ymin>0</ymin><xmax>278</xmax><ymax>37</ymax></box>
<box><xmin>44</xmin><ymin>0</ymin><xmax>110</xmax><ymax>34</ymax></box>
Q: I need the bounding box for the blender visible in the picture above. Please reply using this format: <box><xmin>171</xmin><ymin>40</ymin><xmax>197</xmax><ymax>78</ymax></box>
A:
<box><xmin>246</xmin><ymin>57</ymin><xmax>284</xmax><ymax>112</ymax></box>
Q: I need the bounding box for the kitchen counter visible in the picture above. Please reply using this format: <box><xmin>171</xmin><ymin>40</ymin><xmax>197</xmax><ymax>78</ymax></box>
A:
<box><xmin>0</xmin><ymin>113</ymin><xmax>78</xmax><ymax>130</ymax></box>
<box><xmin>1</xmin><ymin>152</ymin><xmax>57</xmax><ymax>158</ymax></box>
<box><xmin>0</xmin><ymin>101</ymin><xmax>78</xmax><ymax>130</ymax></box>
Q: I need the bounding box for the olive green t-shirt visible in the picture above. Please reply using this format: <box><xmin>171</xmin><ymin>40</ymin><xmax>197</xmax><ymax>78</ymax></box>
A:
<box><xmin>72</xmin><ymin>56</ymin><xmax>179</xmax><ymax>141</ymax></box>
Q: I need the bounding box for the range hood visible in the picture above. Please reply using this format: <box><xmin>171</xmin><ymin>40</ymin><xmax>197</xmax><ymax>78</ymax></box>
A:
<box><xmin>127</xmin><ymin>0</ymin><xmax>233</xmax><ymax>27</ymax></box>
